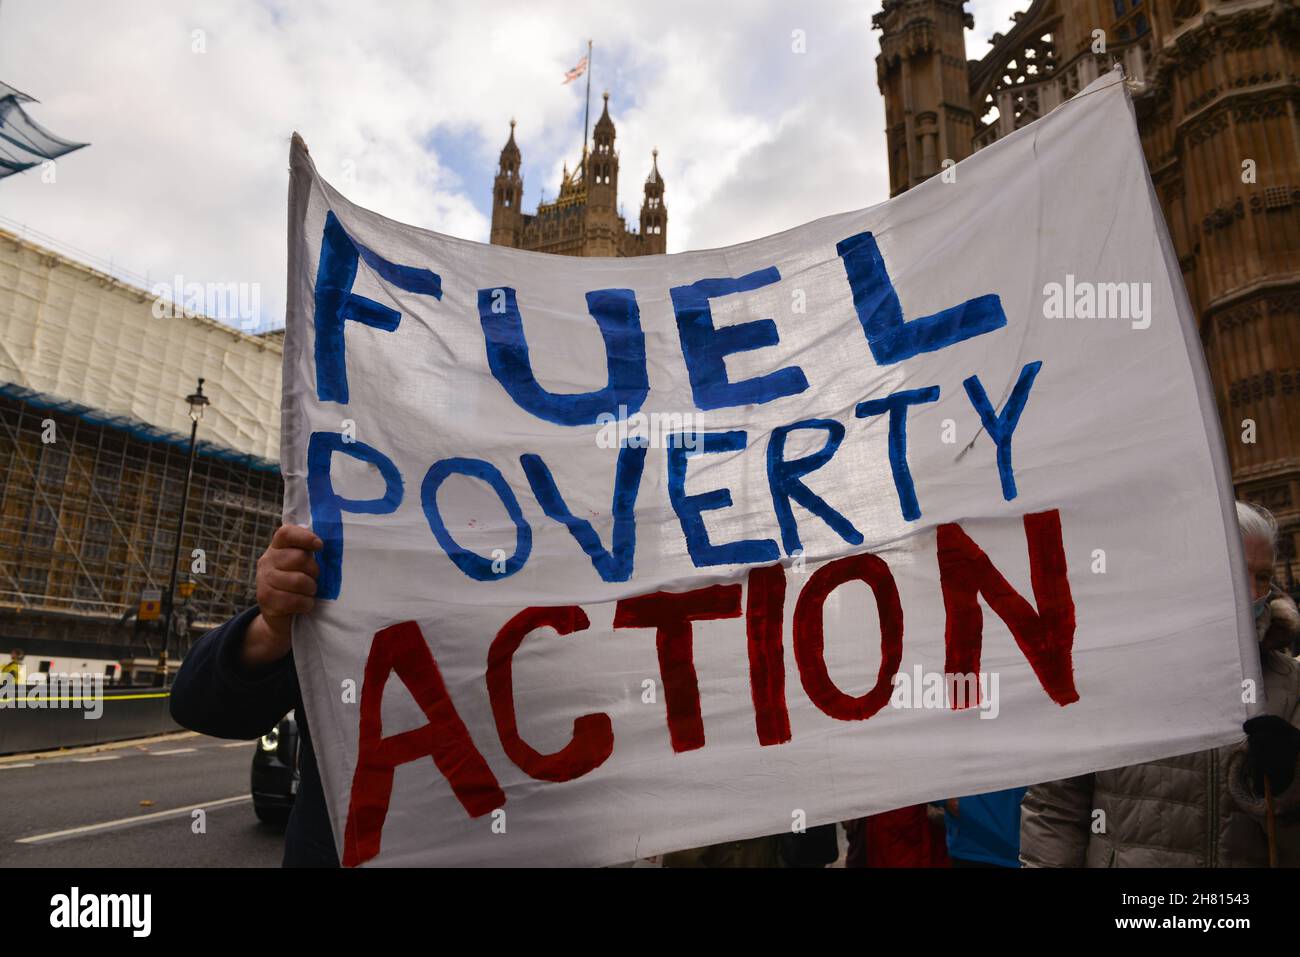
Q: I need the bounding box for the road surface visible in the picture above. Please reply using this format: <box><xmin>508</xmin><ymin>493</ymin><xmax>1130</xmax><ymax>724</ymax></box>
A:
<box><xmin>0</xmin><ymin>732</ymin><xmax>284</xmax><ymax>867</ymax></box>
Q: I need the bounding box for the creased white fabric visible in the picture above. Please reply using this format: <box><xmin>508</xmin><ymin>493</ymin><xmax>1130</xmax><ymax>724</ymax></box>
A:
<box><xmin>281</xmin><ymin>73</ymin><xmax>1257</xmax><ymax>867</ymax></box>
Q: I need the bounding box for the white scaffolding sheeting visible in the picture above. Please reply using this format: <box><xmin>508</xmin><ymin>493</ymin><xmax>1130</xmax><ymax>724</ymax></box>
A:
<box><xmin>0</xmin><ymin>229</ymin><xmax>282</xmax><ymax>463</ymax></box>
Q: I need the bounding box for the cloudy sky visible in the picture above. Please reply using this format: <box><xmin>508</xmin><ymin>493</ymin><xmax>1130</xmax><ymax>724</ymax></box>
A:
<box><xmin>0</xmin><ymin>0</ymin><xmax>1025</xmax><ymax>330</ymax></box>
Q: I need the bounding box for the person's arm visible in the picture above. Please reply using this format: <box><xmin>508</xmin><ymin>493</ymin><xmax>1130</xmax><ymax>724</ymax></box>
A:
<box><xmin>169</xmin><ymin>607</ymin><xmax>297</xmax><ymax>738</ymax></box>
<box><xmin>169</xmin><ymin>524</ymin><xmax>322</xmax><ymax>739</ymax></box>
<box><xmin>1019</xmin><ymin>774</ymin><xmax>1096</xmax><ymax>867</ymax></box>
<box><xmin>1228</xmin><ymin>600</ymin><xmax>1300</xmax><ymax>821</ymax></box>
<box><xmin>1229</xmin><ymin>664</ymin><xmax>1300</xmax><ymax>823</ymax></box>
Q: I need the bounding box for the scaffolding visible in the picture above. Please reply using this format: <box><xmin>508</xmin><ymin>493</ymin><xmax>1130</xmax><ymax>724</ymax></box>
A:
<box><xmin>0</xmin><ymin>225</ymin><xmax>285</xmax><ymax>652</ymax></box>
<box><xmin>0</xmin><ymin>389</ymin><xmax>282</xmax><ymax>631</ymax></box>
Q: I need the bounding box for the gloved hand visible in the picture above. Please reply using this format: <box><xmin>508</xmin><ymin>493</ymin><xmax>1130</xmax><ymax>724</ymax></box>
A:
<box><xmin>1243</xmin><ymin>714</ymin><xmax>1300</xmax><ymax>796</ymax></box>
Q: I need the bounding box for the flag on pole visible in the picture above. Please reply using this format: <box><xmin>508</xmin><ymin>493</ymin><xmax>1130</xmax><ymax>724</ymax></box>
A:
<box><xmin>562</xmin><ymin>55</ymin><xmax>588</xmax><ymax>85</ymax></box>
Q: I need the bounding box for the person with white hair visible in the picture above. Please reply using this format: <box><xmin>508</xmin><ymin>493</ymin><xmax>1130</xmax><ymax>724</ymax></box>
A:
<box><xmin>1019</xmin><ymin>501</ymin><xmax>1300</xmax><ymax>867</ymax></box>
<box><xmin>1237</xmin><ymin>501</ymin><xmax>1297</xmax><ymax>646</ymax></box>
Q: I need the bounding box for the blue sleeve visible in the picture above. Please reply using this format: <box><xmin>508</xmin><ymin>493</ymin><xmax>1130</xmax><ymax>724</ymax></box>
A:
<box><xmin>169</xmin><ymin>606</ymin><xmax>299</xmax><ymax>740</ymax></box>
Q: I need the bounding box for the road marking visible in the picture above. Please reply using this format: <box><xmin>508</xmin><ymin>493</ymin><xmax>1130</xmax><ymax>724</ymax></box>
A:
<box><xmin>148</xmin><ymin>747</ymin><xmax>196</xmax><ymax>756</ymax></box>
<box><xmin>0</xmin><ymin>763</ymin><xmax>34</xmax><ymax>770</ymax></box>
<box><xmin>220</xmin><ymin>741</ymin><xmax>255</xmax><ymax>748</ymax></box>
<box><xmin>16</xmin><ymin>795</ymin><xmax>252</xmax><ymax>844</ymax></box>
<box><xmin>11</xmin><ymin>692</ymin><xmax>170</xmax><ymax>703</ymax></box>
<box><xmin>0</xmin><ymin>730</ymin><xmax>199</xmax><ymax>764</ymax></box>
<box><xmin>73</xmin><ymin>755</ymin><xmax>121</xmax><ymax>763</ymax></box>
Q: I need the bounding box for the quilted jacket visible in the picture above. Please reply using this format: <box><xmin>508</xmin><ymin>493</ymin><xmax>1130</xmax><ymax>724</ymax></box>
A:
<box><xmin>1020</xmin><ymin>596</ymin><xmax>1300</xmax><ymax>867</ymax></box>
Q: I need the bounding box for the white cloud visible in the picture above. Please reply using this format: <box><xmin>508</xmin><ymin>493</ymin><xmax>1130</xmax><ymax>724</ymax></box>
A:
<box><xmin>0</xmin><ymin>0</ymin><xmax>1025</xmax><ymax>327</ymax></box>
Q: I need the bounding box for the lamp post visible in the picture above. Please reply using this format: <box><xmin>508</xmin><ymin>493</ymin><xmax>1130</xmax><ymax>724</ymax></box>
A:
<box><xmin>159</xmin><ymin>378</ymin><xmax>209</xmax><ymax>688</ymax></box>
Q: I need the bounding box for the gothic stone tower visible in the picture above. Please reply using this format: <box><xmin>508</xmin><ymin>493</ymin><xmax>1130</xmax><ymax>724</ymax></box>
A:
<box><xmin>489</xmin><ymin>119</ymin><xmax>523</xmax><ymax>247</ymax></box>
<box><xmin>873</xmin><ymin>0</ymin><xmax>979</xmax><ymax>195</ymax></box>
<box><xmin>640</xmin><ymin>148</ymin><xmax>667</xmax><ymax>255</ymax></box>
<box><xmin>874</xmin><ymin>0</ymin><xmax>1300</xmax><ymax>585</ymax></box>
<box><xmin>489</xmin><ymin>93</ymin><xmax>667</xmax><ymax>257</ymax></box>
<box><xmin>584</xmin><ymin>93</ymin><xmax>621</xmax><ymax>256</ymax></box>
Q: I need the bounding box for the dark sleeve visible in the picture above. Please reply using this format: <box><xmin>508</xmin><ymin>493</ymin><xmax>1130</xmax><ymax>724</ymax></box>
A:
<box><xmin>169</xmin><ymin>606</ymin><xmax>299</xmax><ymax>739</ymax></box>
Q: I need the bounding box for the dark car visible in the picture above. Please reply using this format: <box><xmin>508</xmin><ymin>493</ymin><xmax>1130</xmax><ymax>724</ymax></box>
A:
<box><xmin>251</xmin><ymin>711</ymin><xmax>299</xmax><ymax>825</ymax></box>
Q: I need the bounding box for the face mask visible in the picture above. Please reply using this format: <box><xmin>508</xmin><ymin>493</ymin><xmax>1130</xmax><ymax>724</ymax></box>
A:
<box><xmin>1255</xmin><ymin>593</ymin><xmax>1276</xmax><ymax>645</ymax></box>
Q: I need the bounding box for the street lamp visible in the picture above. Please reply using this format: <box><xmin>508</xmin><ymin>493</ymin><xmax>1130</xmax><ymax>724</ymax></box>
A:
<box><xmin>159</xmin><ymin>377</ymin><xmax>209</xmax><ymax>688</ymax></box>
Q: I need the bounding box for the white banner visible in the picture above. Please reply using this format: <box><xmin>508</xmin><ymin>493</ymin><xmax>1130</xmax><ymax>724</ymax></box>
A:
<box><xmin>281</xmin><ymin>72</ymin><xmax>1259</xmax><ymax>867</ymax></box>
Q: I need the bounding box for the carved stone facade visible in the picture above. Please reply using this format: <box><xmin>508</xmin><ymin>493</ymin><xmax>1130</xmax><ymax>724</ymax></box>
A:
<box><xmin>875</xmin><ymin>0</ymin><xmax>1300</xmax><ymax>584</ymax></box>
<box><xmin>490</xmin><ymin>93</ymin><xmax>666</xmax><ymax>257</ymax></box>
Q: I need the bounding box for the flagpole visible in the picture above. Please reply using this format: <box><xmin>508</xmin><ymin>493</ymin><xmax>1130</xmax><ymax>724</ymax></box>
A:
<box><xmin>581</xmin><ymin>39</ymin><xmax>593</xmax><ymax>182</ymax></box>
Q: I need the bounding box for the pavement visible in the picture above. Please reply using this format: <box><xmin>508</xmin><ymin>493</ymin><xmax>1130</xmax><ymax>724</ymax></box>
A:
<box><xmin>0</xmin><ymin>731</ymin><xmax>285</xmax><ymax>867</ymax></box>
